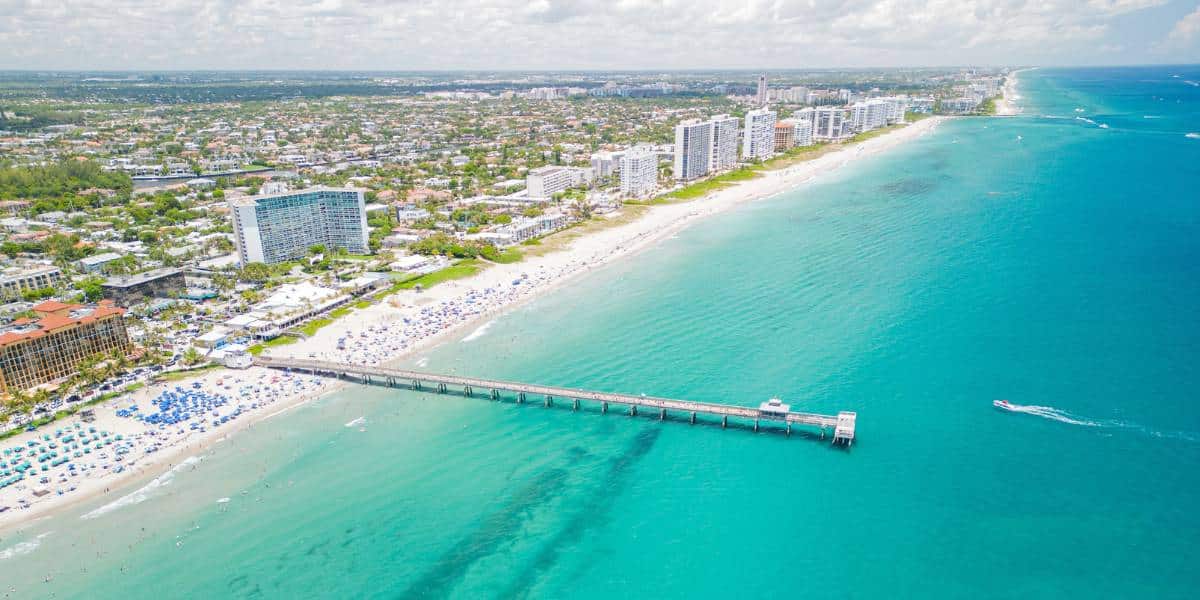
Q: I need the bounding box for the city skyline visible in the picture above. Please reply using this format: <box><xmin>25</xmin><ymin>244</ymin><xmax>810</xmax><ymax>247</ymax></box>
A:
<box><xmin>2</xmin><ymin>0</ymin><xmax>1199</xmax><ymax>70</ymax></box>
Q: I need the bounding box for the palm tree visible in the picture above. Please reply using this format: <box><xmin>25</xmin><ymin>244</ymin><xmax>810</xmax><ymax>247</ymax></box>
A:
<box><xmin>182</xmin><ymin>347</ymin><xmax>204</xmax><ymax>366</ymax></box>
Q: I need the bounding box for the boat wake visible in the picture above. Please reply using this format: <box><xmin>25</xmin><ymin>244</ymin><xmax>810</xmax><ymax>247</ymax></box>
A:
<box><xmin>998</xmin><ymin>402</ymin><xmax>1101</xmax><ymax>426</ymax></box>
<box><xmin>344</xmin><ymin>416</ymin><xmax>366</xmax><ymax>428</ymax></box>
<box><xmin>996</xmin><ymin>402</ymin><xmax>1200</xmax><ymax>442</ymax></box>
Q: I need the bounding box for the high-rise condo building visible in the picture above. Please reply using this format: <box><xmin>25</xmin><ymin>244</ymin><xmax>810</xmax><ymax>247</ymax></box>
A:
<box><xmin>0</xmin><ymin>300</ymin><xmax>130</xmax><ymax>396</ymax></box>
<box><xmin>756</xmin><ymin>75</ymin><xmax>768</xmax><ymax>105</ymax></box>
<box><xmin>793</xmin><ymin>119</ymin><xmax>814</xmax><ymax>147</ymax></box>
<box><xmin>673</xmin><ymin>119</ymin><xmax>713</xmax><ymax>181</ymax></box>
<box><xmin>742</xmin><ymin>108</ymin><xmax>777</xmax><ymax>160</ymax></box>
<box><xmin>620</xmin><ymin>149</ymin><xmax>658</xmax><ymax>198</ymax></box>
<box><xmin>814</xmin><ymin>107</ymin><xmax>849</xmax><ymax>141</ymax></box>
<box><xmin>229</xmin><ymin>187</ymin><xmax>369</xmax><ymax>266</ymax></box>
<box><xmin>707</xmin><ymin>114</ymin><xmax>741</xmax><ymax>173</ymax></box>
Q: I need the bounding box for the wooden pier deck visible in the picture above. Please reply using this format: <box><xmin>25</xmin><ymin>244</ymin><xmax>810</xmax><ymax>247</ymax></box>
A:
<box><xmin>254</xmin><ymin>356</ymin><xmax>857</xmax><ymax>445</ymax></box>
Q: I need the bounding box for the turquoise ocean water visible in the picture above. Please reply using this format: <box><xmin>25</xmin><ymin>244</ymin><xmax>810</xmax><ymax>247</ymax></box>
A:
<box><xmin>2</xmin><ymin>67</ymin><xmax>1198</xmax><ymax>598</ymax></box>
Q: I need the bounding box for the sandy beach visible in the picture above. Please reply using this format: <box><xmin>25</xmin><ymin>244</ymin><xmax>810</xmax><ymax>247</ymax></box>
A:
<box><xmin>995</xmin><ymin>69</ymin><xmax>1026</xmax><ymax>116</ymax></box>
<box><xmin>0</xmin><ymin>115</ymin><xmax>947</xmax><ymax>532</ymax></box>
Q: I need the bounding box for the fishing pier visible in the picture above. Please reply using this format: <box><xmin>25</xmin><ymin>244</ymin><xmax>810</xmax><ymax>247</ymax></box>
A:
<box><xmin>254</xmin><ymin>356</ymin><xmax>857</xmax><ymax>446</ymax></box>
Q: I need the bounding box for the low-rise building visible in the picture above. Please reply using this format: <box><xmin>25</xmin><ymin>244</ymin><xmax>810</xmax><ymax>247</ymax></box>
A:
<box><xmin>100</xmin><ymin>267</ymin><xmax>186</xmax><ymax>306</ymax></box>
<box><xmin>77</xmin><ymin>252</ymin><xmax>125</xmax><ymax>273</ymax></box>
<box><xmin>525</xmin><ymin>166</ymin><xmax>589</xmax><ymax>199</ymax></box>
<box><xmin>0</xmin><ymin>265</ymin><xmax>62</xmax><ymax>301</ymax></box>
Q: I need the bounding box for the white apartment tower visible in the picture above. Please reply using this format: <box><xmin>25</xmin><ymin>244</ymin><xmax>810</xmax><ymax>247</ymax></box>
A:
<box><xmin>230</xmin><ymin>187</ymin><xmax>369</xmax><ymax>266</ymax></box>
<box><xmin>673</xmin><ymin>119</ymin><xmax>713</xmax><ymax>181</ymax></box>
<box><xmin>708</xmin><ymin>114</ymin><xmax>740</xmax><ymax>173</ymax></box>
<box><xmin>742</xmin><ymin>108</ymin><xmax>777</xmax><ymax>161</ymax></box>
<box><xmin>814</xmin><ymin>107</ymin><xmax>848</xmax><ymax>141</ymax></box>
<box><xmin>620</xmin><ymin>149</ymin><xmax>658</xmax><ymax>198</ymax></box>
<box><xmin>793</xmin><ymin>119</ymin><xmax>814</xmax><ymax>147</ymax></box>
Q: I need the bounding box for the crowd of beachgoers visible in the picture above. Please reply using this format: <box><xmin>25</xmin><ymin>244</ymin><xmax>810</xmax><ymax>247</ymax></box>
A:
<box><xmin>0</xmin><ymin>371</ymin><xmax>331</xmax><ymax>526</ymax></box>
<box><xmin>0</xmin><ymin>115</ymin><xmax>949</xmax><ymax>530</ymax></box>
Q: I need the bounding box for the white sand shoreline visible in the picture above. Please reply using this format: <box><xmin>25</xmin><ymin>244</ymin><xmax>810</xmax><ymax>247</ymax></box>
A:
<box><xmin>0</xmin><ymin>115</ymin><xmax>949</xmax><ymax>534</ymax></box>
<box><xmin>995</xmin><ymin>68</ymin><xmax>1030</xmax><ymax>116</ymax></box>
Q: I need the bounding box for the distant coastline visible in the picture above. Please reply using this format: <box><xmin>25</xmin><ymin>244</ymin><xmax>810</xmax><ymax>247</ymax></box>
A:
<box><xmin>995</xmin><ymin>68</ymin><xmax>1031</xmax><ymax>116</ymax></box>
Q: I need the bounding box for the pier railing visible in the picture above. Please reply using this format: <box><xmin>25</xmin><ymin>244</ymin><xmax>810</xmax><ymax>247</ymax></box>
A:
<box><xmin>254</xmin><ymin>356</ymin><xmax>856</xmax><ymax>445</ymax></box>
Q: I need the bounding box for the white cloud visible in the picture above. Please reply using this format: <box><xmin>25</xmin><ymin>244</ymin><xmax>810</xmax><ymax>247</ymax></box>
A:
<box><xmin>1086</xmin><ymin>0</ymin><xmax>1169</xmax><ymax>16</ymax></box>
<box><xmin>0</xmin><ymin>0</ymin><xmax>1183</xmax><ymax>69</ymax></box>
<box><xmin>1167</xmin><ymin>5</ymin><xmax>1200</xmax><ymax>44</ymax></box>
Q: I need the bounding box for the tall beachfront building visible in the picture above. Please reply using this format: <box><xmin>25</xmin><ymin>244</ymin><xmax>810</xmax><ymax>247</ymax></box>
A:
<box><xmin>756</xmin><ymin>75</ymin><xmax>768</xmax><ymax>105</ymax></box>
<box><xmin>708</xmin><ymin>114</ymin><xmax>740</xmax><ymax>173</ymax></box>
<box><xmin>229</xmin><ymin>187</ymin><xmax>369</xmax><ymax>266</ymax></box>
<box><xmin>620</xmin><ymin>149</ymin><xmax>658</xmax><ymax>198</ymax></box>
<box><xmin>814</xmin><ymin>107</ymin><xmax>849</xmax><ymax>141</ymax></box>
<box><xmin>742</xmin><ymin>108</ymin><xmax>777</xmax><ymax>160</ymax></box>
<box><xmin>673</xmin><ymin>119</ymin><xmax>713</xmax><ymax>181</ymax></box>
<box><xmin>793</xmin><ymin>119</ymin><xmax>814</xmax><ymax>147</ymax></box>
<box><xmin>0</xmin><ymin>300</ymin><xmax>129</xmax><ymax>396</ymax></box>
<box><xmin>773</xmin><ymin>122</ymin><xmax>795</xmax><ymax>151</ymax></box>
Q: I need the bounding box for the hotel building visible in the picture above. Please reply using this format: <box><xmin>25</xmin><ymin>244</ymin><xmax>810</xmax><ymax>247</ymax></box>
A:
<box><xmin>773</xmin><ymin>122</ymin><xmax>795</xmax><ymax>152</ymax></box>
<box><xmin>673</xmin><ymin>119</ymin><xmax>713</xmax><ymax>181</ymax></box>
<box><xmin>229</xmin><ymin>187</ymin><xmax>369</xmax><ymax>266</ymax></box>
<box><xmin>742</xmin><ymin>108</ymin><xmax>778</xmax><ymax>160</ymax></box>
<box><xmin>620</xmin><ymin>149</ymin><xmax>658</xmax><ymax>198</ymax></box>
<box><xmin>0</xmin><ymin>300</ymin><xmax>130</xmax><ymax>396</ymax></box>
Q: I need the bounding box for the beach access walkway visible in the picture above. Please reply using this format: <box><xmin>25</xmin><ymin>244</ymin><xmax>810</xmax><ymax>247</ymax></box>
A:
<box><xmin>254</xmin><ymin>356</ymin><xmax>857</xmax><ymax>445</ymax></box>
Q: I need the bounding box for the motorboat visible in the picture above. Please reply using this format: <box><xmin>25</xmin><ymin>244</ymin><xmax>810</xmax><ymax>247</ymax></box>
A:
<box><xmin>993</xmin><ymin>399</ymin><xmax>1016</xmax><ymax>411</ymax></box>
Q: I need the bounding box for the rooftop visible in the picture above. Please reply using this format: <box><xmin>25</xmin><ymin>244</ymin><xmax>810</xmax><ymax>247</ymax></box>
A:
<box><xmin>101</xmin><ymin>267</ymin><xmax>183</xmax><ymax>289</ymax></box>
<box><xmin>228</xmin><ymin>185</ymin><xmax>363</xmax><ymax>208</ymax></box>
<box><xmin>0</xmin><ymin>300</ymin><xmax>125</xmax><ymax>348</ymax></box>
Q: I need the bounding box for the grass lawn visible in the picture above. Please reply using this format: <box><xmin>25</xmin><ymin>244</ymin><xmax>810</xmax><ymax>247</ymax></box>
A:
<box><xmin>634</xmin><ymin>166</ymin><xmax>765</xmax><ymax>204</ymax></box>
<box><xmin>329</xmin><ymin>306</ymin><xmax>353</xmax><ymax>318</ymax></box>
<box><xmin>491</xmin><ymin>248</ymin><xmax>524</xmax><ymax>264</ymax></box>
<box><xmin>389</xmin><ymin>260</ymin><xmax>487</xmax><ymax>292</ymax></box>
<box><xmin>298</xmin><ymin>318</ymin><xmax>333</xmax><ymax>337</ymax></box>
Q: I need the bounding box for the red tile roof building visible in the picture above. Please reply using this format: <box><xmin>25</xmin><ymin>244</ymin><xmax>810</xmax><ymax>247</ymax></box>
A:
<box><xmin>0</xmin><ymin>300</ymin><xmax>130</xmax><ymax>396</ymax></box>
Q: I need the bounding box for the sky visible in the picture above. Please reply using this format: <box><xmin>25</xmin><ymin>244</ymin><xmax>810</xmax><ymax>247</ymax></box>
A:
<box><xmin>1</xmin><ymin>0</ymin><xmax>1198</xmax><ymax>70</ymax></box>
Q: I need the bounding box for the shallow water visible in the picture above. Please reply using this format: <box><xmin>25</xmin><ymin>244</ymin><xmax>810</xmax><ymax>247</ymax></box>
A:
<box><xmin>2</xmin><ymin>67</ymin><xmax>1199</xmax><ymax>598</ymax></box>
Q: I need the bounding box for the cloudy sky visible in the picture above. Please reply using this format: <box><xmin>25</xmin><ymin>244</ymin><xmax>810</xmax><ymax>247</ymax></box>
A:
<box><xmin>2</xmin><ymin>0</ymin><xmax>1198</xmax><ymax>70</ymax></box>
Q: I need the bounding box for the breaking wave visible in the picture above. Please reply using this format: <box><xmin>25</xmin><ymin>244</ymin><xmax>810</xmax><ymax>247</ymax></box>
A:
<box><xmin>461</xmin><ymin>320</ymin><xmax>494</xmax><ymax>343</ymax></box>
<box><xmin>0</xmin><ymin>532</ymin><xmax>51</xmax><ymax>560</ymax></box>
<box><xmin>81</xmin><ymin>456</ymin><xmax>202</xmax><ymax>520</ymax></box>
